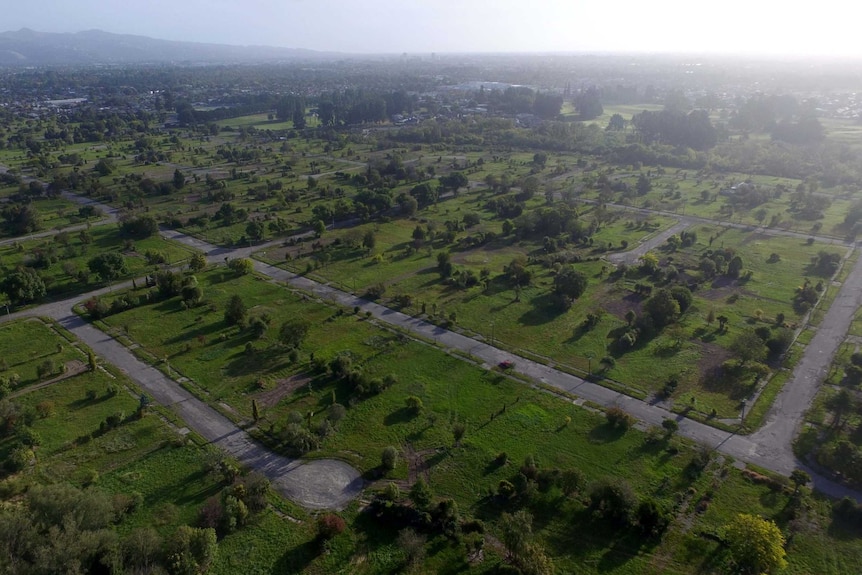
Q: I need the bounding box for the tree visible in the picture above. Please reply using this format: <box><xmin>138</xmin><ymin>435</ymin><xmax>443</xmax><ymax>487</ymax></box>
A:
<box><xmin>409</xmin><ymin>477</ymin><xmax>434</xmax><ymax>510</ymax></box>
<box><xmin>638</xmin><ymin>251</ymin><xmax>659</xmax><ymax>273</ymax></box>
<box><xmin>381</xmin><ymin>446</ymin><xmax>399</xmax><ymax>470</ymax></box>
<box><xmin>500</xmin><ymin>509</ymin><xmax>533</xmax><ymax>561</ymax></box>
<box><xmin>123</xmin><ymin>528</ymin><xmax>163</xmax><ymax>574</ymax></box>
<box><xmin>172</xmin><ymin>169</ymin><xmax>186</xmax><ymax>189</ymax></box>
<box><xmin>279</xmin><ymin>317</ymin><xmax>311</xmax><ymax>349</ymax></box>
<box><xmin>189</xmin><ymin>253</ymin><xmax>207</xmax><ymax>272</ymax></box>
<box><xmin>410</xmin><ymin>182</ymin><xmax>438</xmax><ymax>207</ymax></box>
<box><xmin>605</xmin><ymin>406</ymin><xmax>634</xmax><ymax>430</ymax></box>
<box><xmin>436</xmin><ymin>251</ymin><xmax>453</xmax><ymax>278</ymax></box>
<box><xmin>396</xmin><ymin>528</ymin><xmax>427</xmax><ymax>569</ymax></box>
<box><xmin>165</xmin><ymin>525</ymin><xmax>217</xmax><ymax>575</ymax></box>
<box><xmin>245</xmin><ymin>220</ymin><xmax>264</xmax><ymax>243</ymax></box>
<box><xmin>224</xmin><ymin>295</ymin><xmax>247</xmax><ymax>327</ymax></box>
<box><xmin>575</xmin><ymin>87</ymin><xmax>603</xmax><ymax>120</ymax></box>
<box><xmin>405</xmin><ymin>395</ymin><xmax>424</xmax><ymax>415</ymax></box>
<box><xmin>313</xmin><ymin>219</ymin><xmax>326</xmax><ymax>238</ymax></box>
<box><xmin>120</xmin><ymin>215</ymin><xmax>159</xmax><ymax>239</ymax></box>
<box><xmin>156</xmin><ymin>269</ymin><xmax>182</xmax><ymax>298</ymax></box>
<box><xmin>731</xmin><ymin>331</ymin><xmax>768</xmax><ymax>364</ymax></box>
<box><xmin>452</xmin><ymin>422</ymin><xmax>467</xmax><ymax>446</ymax></box>
<box><xmin>724</xmin><ymin>514</ymin><xmax>787</xmax><ymax>574</ymax></box>
<box><xmin>228</xmin><ymin>258</ymin><xmax>253</xmax><ymax>276</ymax></box>
<box><xmin>181</xmin><ymin>283</ymin><xmax>203</xmax><ymax>307</ymax></box>
<box><xmin>790</xmin><ymin>469</ymin><xmax>810</xmax><ymax>494</ymax></box>
<box><xmin>661</xmin><ymin>418</ymin><xmax>679</xmax><ymax>435</ymax></box>
<box><xmin>669</xmin><ymin>285</ymin><xmax>693</xmax><ymax>313</ymax></box>
<box><xmin>727</xmin><ymin>255</ymin><xmax>744</xmax><ymax>278</ymax></box>
<box><xmin>2</xmin><ymin>203</ymin><xmax>41</xmax><ymax>235</ymax></box>
<box><xmin>553</xmin><ymin>266</ymin><xmax>588</xmax><ymax>309</ymax></box>
<box><xmin>559</xmin><ymin>468</ymin><xmax>585</xmax><ymax>497</ymax></box>
<box><xmin>706</xmin><ymin>308</ymin><xmax>716</xmax><ymax>326</ymax></box>
<box><xmin>88</xmin><ymin>252</ymin><xmax>129</xmax><ymax>283</ymax></box>
<box><xmin>2</xmin><ymin>267</ymin><xmax>46</xmax><ymax>304</ymax></box>
<box><xmin>588</xmin><ymin>477</ymin><xmax>637</xmax><ymax>526</ymax></box>
<box><xmin>316</xmin><ymin>514</ymin><xmax>346</xmax><ymax>541</ymax></box>
<box><xmin>606</xmin><ymin>113</ymin><xmax>626</xmax><ymax>131</ymax></box>
<box><xmin>362</xmin><ymin>229</ymin><xmax>376</xmax><ymax>251</ymax></box>
<box><xmin>643</xmin><ymin>288</ymin><xmax>680</xmax><ymax>328</ymax></box>
<box><xmin>636</xmin><ymin>173</ymin><xmax>652</xmax><ymax>196</ymax></box>
<box><xmin>636</xmin><ymin>498</ymin><xmax>670</xmax><ymax>537</ymax></box>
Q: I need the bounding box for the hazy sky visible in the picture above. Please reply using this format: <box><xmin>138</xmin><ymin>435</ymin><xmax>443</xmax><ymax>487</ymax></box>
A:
<box><xmin>5</xmin><ymin>0</ymin><xmax>862</xmax><ymax>57</ymax></box>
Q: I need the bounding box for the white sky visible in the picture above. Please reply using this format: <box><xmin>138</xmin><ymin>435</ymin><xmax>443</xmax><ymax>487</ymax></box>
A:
<box><xmin>5</xmin><ymin>0</ymin><xmax>862</xmax><ymax>57</ymax></box>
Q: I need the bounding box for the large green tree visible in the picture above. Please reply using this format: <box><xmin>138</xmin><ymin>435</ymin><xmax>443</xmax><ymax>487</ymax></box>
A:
<box><xmin>279</xmin><ymin>317</ymin><xmax>311</xmax><ymax>349</ymax></box>
<box><xmin>643</xmin><ymin>288</ymin><xmax>680</xmax><ymax>328</ymax></box>
<box><xmin>553</xmin><ymin>266</ymin><xmax>588</xmax><ymax>309</ymax></box>
<box><xmin>724</xmin><ymin>514</ymin><xmax>787</xmax><ymax>574</ymax></box>
<box><xmin>2</xmin><ymin>267</ymin><xmax>46</xmax><ymax>304</ymax></box>
<box><xmin>88</xmin><ymin>252</ymin><xmax>129</xmax><ymax>283</ymax></box>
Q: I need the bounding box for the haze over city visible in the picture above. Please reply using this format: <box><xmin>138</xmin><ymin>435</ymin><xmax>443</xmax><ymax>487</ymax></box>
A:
<box><xmin>5</xmin><ymin>0</ymin><xmax>862</xmax><ymax>57</ymax></box>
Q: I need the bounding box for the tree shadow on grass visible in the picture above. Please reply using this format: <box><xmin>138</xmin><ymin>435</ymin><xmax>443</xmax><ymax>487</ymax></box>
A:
<box><xmin>151</xmin><ymin>298</ymin><xmax>183</xmax><ymax>314</ymax></box>
<box><xmin>700</xmin><ymin>367</ymin><xmax>756</xmax><ymax>401</ymax></box>
<box><xmin>517</xmin><ymin>293</ymin><xmax>561</xmax><ymax>327</ymax></box>
<box><xmin>692</xmin><ymin>326</ymin><xmax>717</xmax><ymax>343</ymax></box>
<box><xmin>273</xmin><ymin>538</ymin><xmax>320</xmax><ymax>574</ymax></box>
<box><xmin>163</xmin><ymin>321</ymin><xmax>224</xmax><ymax>346</ymax></box>
<box><xmin>384</xmin><ymin>407</ymin><xmax>416</xmax><ymax>426</ymax></box>
<box><xmin>588</xmin><ymin>422</ymin><xmax>628</xmax><ymax>444</ymax></box>
<box><xmin>224</xmin><ymin>346</ymin><xmax>284</xmax><ymax>377</ymax></box>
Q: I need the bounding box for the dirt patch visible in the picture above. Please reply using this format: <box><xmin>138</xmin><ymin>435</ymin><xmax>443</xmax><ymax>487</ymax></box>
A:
<box><xmin>696</xmin><ymin>341</ymin><xmax>733</xmax><ymax>376</ymax></box>
<box><xmin>698</xmin><ymin>284</ymin><xmax>738</xmax><ymax>302</ymax></box>
<box><xmin>254</xmin><ymin>373</ymin><xmax>312</xmax><ymax>409</ymax></box>
<box><xmin>603</xmin><ymin>292</ymin><xmax>643</xmax><ymax>321</ymax></box>
<box><xmin>404</xmin><ymin>443</ymin><xmax>435</xmax><ymax>484</ymax></box>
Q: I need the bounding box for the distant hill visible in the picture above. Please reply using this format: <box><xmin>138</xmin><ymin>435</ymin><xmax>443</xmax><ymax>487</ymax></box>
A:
<box><xmin>0</xmin><ymin>28</ymin><xmax>342</xmax><ymax>66</ymax></box>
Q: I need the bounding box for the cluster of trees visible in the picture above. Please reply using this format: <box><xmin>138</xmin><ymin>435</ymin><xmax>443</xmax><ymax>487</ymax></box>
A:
<box><xmin>1</xmin><ymin>203</ymin><xmax>41</xmax><ymax>236</ymax></box>
<box><xmin>615</xmin><ymin>285</ymin><xmax>693</xmax><ymax>351</ymax></box>
<box><xmin>473</xmin><ymin>86</ymin><xmax>563</xmax><ymax>119</ymax></box>
<box><xmin>198</xmin><ymin>467</ymin><xmax>271</xmax><ymax>538</ymax></box>
<box><xmin>316</xmin><ymin>89</ymin><xmax>418</xmax><ymax>126</ymax></box>
<box><xmin>815</xmin><ymin>389</ymin><xmax>862</xmax><ymax>483</ymax></box>
<box><xmin>0</xmin><ymin>483</ymin><xmax>218</xmax><ymax>575</ymax></box>
<box><xmin>366</xmin><ymin>478</ymin><xmax>488</xmax><ymax>572</ymax></box>
<box><xmin>631</xmin><ymin>109</ymin><xmax>719</xmax><ymax>151</ymax></box>
<box><xmin>1</xmin><ymin>266</ymin><xmax>47</xmax><ymax>305</ymax></box>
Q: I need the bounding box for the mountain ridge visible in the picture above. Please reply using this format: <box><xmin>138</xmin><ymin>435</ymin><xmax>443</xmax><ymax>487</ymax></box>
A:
<box><xmin>0</xmin><ymin>28</ymin><xmax>344</xmax><ymax>66</ymax></box>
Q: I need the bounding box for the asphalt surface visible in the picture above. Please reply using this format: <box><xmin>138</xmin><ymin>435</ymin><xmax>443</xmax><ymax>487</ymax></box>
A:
<box><xmin>169</xmin><ymin>229</ymin><xmax>862</xmax><ymax>501</ymax></box>
<box><xmin>5</xmin><ymin>184</ymin><xmax>861</xmax><ymax>502</ymax></box>
<box><xmin>0</xmin><ymin>272</ymin><xmax>362</xmax><ymax>511</ymax></box>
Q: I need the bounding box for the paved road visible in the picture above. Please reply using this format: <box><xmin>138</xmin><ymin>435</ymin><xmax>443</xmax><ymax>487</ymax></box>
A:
<box><xmin>5</xmin><ymin>164</ymin><xmax>861</xmax><ymax>501</ymax></box>
<box><xmin>0</xmin><ymin>286</ymin><xmax>363</xmax><ymax>510</ymax></box>
<box><xmin>163</xmin><ymin>229</ymin><xmax>862</xmax><ymax>501</ymax></box>
<box><xmin>608</xmin><ymin>220</ymin><xmax>690</xmax><ymax>265</ymax></box>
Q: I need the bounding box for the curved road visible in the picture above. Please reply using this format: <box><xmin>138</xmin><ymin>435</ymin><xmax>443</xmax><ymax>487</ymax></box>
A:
<box><xmin>4</xmin><ymin>170</ymin><xmax>861</xmax><ymax>501</ymax></box>
<box><xmin>166</xmin><ymin>228</ymin><xmax>862</xmax><ymax>500</ymax></box>
<box><xmin>1</xmin><ymin>288</ymin><xmax>363</xmax><ymax>510</ymax></box>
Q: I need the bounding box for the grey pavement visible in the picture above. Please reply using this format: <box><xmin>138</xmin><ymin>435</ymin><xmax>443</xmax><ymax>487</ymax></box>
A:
<box><xmin>608</xmin><ymin>220</ymin><xmax>690</xmax><ymax>265</ymax></box>
<box><xmin>2</xmin><ymin>287</ymin><xmax>363</xmax><ymax>510</ymax></box>
<box><xmin>5</xmin><ymin>178</ymin><xmax>862</xmax><ymax>502</ymax></box>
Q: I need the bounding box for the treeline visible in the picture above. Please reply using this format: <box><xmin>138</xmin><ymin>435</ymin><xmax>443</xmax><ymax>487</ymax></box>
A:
<box><xmin>316</xmin><ymin>89</ymin><xmax>418</xmax><ymax>126</ymax></box>
<box><xmin>472</xmin><ymin>86</ymin><xmax>564</xmax><ymax>119</ymax></box>
<box><xmin>630</xmin><ymin>109</ymin><xmax>718</xmax><ymax>151</ymax></box>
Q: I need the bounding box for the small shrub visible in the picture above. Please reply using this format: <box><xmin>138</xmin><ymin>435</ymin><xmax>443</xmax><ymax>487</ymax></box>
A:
<box><xmin>606</xmin><ymin>406</ymin><xmax>634</xmax><ymax>430</ymax></box>
<box><xmin>317</xmin><ymin>513</ymin><xmax>347</xmax><ymax>540</ymax></box>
